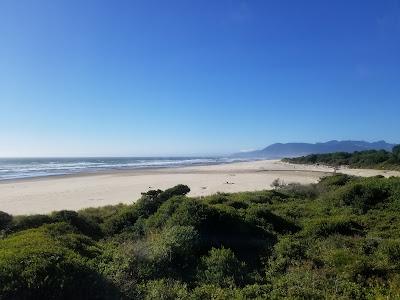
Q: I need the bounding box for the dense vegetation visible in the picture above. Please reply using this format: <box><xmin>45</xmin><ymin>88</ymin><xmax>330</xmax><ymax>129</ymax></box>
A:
<box><xmin>282</xmin><ymin>145</ymin><xmax>400</xmax><ymax>170</ymax></box>
<box><xmin>1</xmin><ymin>177</ymin><xmax>400</xmax><ymax>299</ymax></box>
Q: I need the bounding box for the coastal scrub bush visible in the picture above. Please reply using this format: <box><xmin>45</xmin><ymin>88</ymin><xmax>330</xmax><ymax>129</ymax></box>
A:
<box><xmin>102</xmin><ymin>185</ymin><xmax>191</xmax><ymax>236</ymax></box>
<box><xmin>334</xmin><ymin>181</ymin><xmax>390</xmax><ymax>213</ymax></box>
<box><xmin>79</xmin><ymin>204</ymin><xmax>126</xmax><ymax>224</ymax></box>
<box><xmin>318</xmin><ymin>174</ymin><xmax>354</xmax><ymax>189</ymax></box>
<box><xmin>101</xmin><ymin>205</ymin><xmax>140</xmax><ymax>236</ymax></box>
<box><xmin>12</xmin><ymin>214</ymin><xmax>54</xmax><ymax>231</ymax></box>
<box><xmin>303</xmin><ymin>216</ymin><xmax>364</xmax><ymax>237</ymax></box>
<box><xmin>0</xmin><ymin>211</ymin><xmax>13</xmax><ymax>231</ymax></box>
<box><xmin>278</xmin><ymin>182</ymin><xmax>320</xmax><ymax>199</ymax></box>
<box><xmin>191</xmin><ymin>284</ymin><xmax>239</xmax><ymax>299</ymax></box>
<box><xmin>52</xmin><ymin>210</ymin><xmax>102</xmax><ymax>238</ymax></box>
<box><xmin>245</xmin><ymin>205</ymin><xmax>299</xmax><ymax>234</ymax></box>
<box><xmin>141</xmin><ymin>279</ymin><xmax>189</xmax><ymax>300</ymax></box>
<box><xmin>377</xmin><ymin>239</ymin><xmax>400</xmax><ymax>268</ymax></box>
<box><xmin>266</xmin><ymin>236</ymin><xmax>306</xmax><ymax>276</ymax></box>
<box><xmin>159</xmin><ymin>184</ymin><xmax>190</xmax><ymax>199</ymax></box>
<box><xmin>0</xmin><ymin>226</ymin><xmax>117</xmax><ymax>300</ymax></box>
<box><xmin>137</xmin><ymin>185</ymin><xmax>191</xmax><ymax>217</ymax></box>
<box><xmin>196</xmin><ymin>247</ymin><xmax>245</xmax><ymax>287</ymax></box>
<box><xmin>149</xmin><ymin>225</ymin><xmax>200</xmax><ymax>278</ymax></box>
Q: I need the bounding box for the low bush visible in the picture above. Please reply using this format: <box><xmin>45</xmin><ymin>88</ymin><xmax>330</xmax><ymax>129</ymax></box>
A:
<box><xmin>52</xmin><ymin>210</ymin><xmax>102</xmax><ymax>238</ymax></box>
<box><xmin>196</xmin><ymin>247</ymin><xmax>245</xmax><ymax>287</ymax></box>
<box><xmin>0</xmin><ymin>226</ymin><xmax>118</xmax><ymax>299</ymax></box>
<box><xmin>12</xmin><ymin>214</ymin><xmax>54</xmax><ymax>231</ymax></box>
<box><xmin>304</xmin><ymin>216</ymin><xmax>364</xmax><ymax>237</ymax></box>
<box><xmin>0</xmin><ymin>211</ymin><xmax>13</xmax><ymax>231</ymax></box>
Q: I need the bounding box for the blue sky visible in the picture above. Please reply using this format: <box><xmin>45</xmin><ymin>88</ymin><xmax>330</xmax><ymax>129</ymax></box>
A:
<box><xmin>0</xmin><ymin>0</ymin><xmax>399</xmax><ymax>156</ymax></box>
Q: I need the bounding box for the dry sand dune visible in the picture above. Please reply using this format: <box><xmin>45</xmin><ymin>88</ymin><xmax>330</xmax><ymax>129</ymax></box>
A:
<box><xmin>1</xmin><ymin>160</ymin><xmax>399</xmax><ymax>215</ymax></box>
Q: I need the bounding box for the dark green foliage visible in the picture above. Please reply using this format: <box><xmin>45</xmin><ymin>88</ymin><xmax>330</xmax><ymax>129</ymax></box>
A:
<box><xmin>12</xmin><ymin>214</ymin><xmax>54</xmax><ymax>231</ymax></box>
<box><xmin>2</xmin><ymin>181</ymin><xmax>400</xmax><ymax>299</ymax></box>
<box><xmin>138</xmin><ymin>185</ymin><xmax>190</xmax><ymax>216</ymax></box>
<box><xmin>283</xmin><ymin>146</ymin><xmax>400</xmax><ymax>170</ymax></box>
<box><xmin>147</xmin><ymin>196</ymin><xmax>274</xmax><ymax>263</ymax></box>
<box><xmin>0</xmin><ymin>226</ymin><xmax>118</xmax><ymax>300</ymax></box>
<box><xmin>318</xmin><ymin>173</ymin><xmax>354</xmax><ymax>188</ymax></box>
<box><xmin>101</xmin><ymin>205</ymin><xmax>140</xmax><ymax>236</ymax></box>
<box><xmin>332</xmin><ymin>179</ymin><xmax>391</xmax><ymax>213</ymax></box>
<box><xmin>304</xmin><ymin>216</ymin><xmax>364</xmax><ymax>237</ymax></box>
<box><xmin>52</xmin><ymin>210</ymin><xmax>102</xmax><ymax>238</ymax></box>
<box><xmin>102</xmin><ymin>185</ymin><xmax>191</xmax><ymax>236</ymax></box>
<box><xmin>159</xmin><ymin>184</ymin><xmax>190</xmax><ymax>199</ymax></box>
<box><xmin>0</xmin><ymin>211</ymin><xmax>12</xmax><ymax>231</ymax></box>
<box><xmin>278</xmin><ymin>182</ymin><xmax>320</xmax><ymax>199</ymax></box>
<box><xmin>196</xmin><ymin>247</ymin><xmax>245</xmax><ymax>287</ymax></box>
<box><xmin>149</xmin><ymin>225</ymin><xmax>200</xmax><ymax>279</ymax></box>
<box><xmin>79</xmin><ymin>204</ymin><xmax>126</xmax><ymax>224</ymax></box>
<box><xmin>393</xmin><ymin>145</ymin><xmax>400</xmax><ymax>161</ymax></box>
<box><xmin>245</xmin><ymin>205</ymin><xmax>299</xmax><ymax>233</ymax></box>
<box><xmin>141</xmin><ymin>279</ymin><xmax>189</xmax><ymax>300</ymax></box>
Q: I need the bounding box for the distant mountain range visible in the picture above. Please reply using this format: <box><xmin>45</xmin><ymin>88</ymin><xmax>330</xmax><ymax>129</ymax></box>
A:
<box><xmin>232</xmin><ymin>140</ymin><xmax>396</xmax><ymax>159</ymax></box>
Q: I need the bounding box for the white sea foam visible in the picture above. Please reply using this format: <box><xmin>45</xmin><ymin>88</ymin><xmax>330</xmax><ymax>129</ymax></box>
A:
<box><xmin>0</xmin><ymin>157</ymin><xmax>245</xmax><ymax>180</ymax></box>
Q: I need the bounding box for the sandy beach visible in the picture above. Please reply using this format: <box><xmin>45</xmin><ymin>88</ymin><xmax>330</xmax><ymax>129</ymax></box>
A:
<box><xmin>1</xmin><ymin>159</ymin><xmax>399</xmax><ymax>215</ymax></box>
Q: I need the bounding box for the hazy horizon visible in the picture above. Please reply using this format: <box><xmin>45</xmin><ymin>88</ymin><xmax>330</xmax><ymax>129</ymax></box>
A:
<box><xmin>1</xmin><ymin>1</ymin><xmax>399</xmax><ymax>157</ymax></box>
<box><xmin>0</xmin><ymin>139</ymin><xmax>397</xmax><ymax>158</ymax></box>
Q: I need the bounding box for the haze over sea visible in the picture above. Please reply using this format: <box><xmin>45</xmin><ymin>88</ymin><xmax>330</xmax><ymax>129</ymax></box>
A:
<box><xmin>0</xmin><ymin>157</ymin><xmax>239</xmax><ymax>181</ymax></box>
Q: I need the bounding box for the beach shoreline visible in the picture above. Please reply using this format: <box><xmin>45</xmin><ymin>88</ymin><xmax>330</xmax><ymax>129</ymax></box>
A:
<box><xmin>1</xmin><ymin>159</ymin><xmax>399</xmax><ymax>216</ymax></box>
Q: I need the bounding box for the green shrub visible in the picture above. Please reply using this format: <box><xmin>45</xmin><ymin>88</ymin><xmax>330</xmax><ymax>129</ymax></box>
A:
<box><xmin>227</xmin><ymin>200</ymin><xmax>249</xmax><ymax>209</ymax></box>
<box><xmin>101</xmin><ymin>205</ymin><xmax>139</xmax><ymax>235</ymax></box>
<box><xmin>149</xmin><ymin>225</ymin><xmax>199</xmax><ymax>278</ymax></box>
<box><xmin>191</xmin><ymin>284</ymin><xmax>238</xmax><ymax>299</ymax></box>
<box><xmin>266</xmin><ymin>236</ymin><xmax>306</xmax><ymax>276</ymax></box>
<box><xmin>97</xmin><ymin>240</ymin><xmax>150</xmax><ymax>298</ymax></box>
<box><xmin>145</xmin><ymin>196</ymin><xmax>190</xmax><ymax>230</ymax></box>
<box><xmin>377</xmin><ymin>239</ymin><xmax>400</xmax><ymax>268</ymax></box>
<box><xmin>52</xmin><ymin>210</ymin><xmax>102</xmax><ymax>238</ymax></box>
<box><xmin>159</xmin><ymin>184</ymin><xmax>190</xmax><ymax>199</ymax></box>
<box><xmin>197</xmin><ymin>247</ymin><xmax>245</xmax><ymax>287</ymax></box>
<box><xmin>0</xmin><ymin>227</ymin><xmax>117</xmax><ymax>300</ymax></box>
<box><xmin>79</xmin><ymin>204</ymin><xmax>126</xmax><ymax>224</ymax></box>
<box><xmin>304</xmin><ymin>216</ymin><xmax>364</xmax><ymax>237</ymax></box>
<box><xmin>137</xmin><ymin>185</ymin><xmax>190</xmax><ymax>217</ymax></box>
<box><xmin>335</xmin><ymin>181</ymin><xmax>390</xmax><ymax>213</ymax></box>
<box><xmin>319</xmin><ymin>174</ymin><xmax>353</xmax><ymax>188</ymax></box>
<box><xmin>245</xmin><ymin>205</ymin><xmax>299</xmax><ymax>233</ymax></box>
<box><xmin>279</xmin><ymin>183</ymin><xmax>320</xmax><ymax>199</ymax></box>
<box><xmin>142</xmin><ymin>279</ymin><xmax>189</xmax><ymax>300</ymax></box>
<box><xmin>12</xmin><ymin>214</ymin><xmax>54</xmax><ymax>231</ymax></box>
<box><xmin>102</xmin><ymin>185</ymin><xmax>191</xmax><ymax>236</ymax></box>
<box><xmin>0</xmin><ymin>211</ymin><xmax>13</xmax><ymax>231</ymax></box>
<box><xmin>270</xmin><ymin>263</ymin><xmax>364</xmax><ymax>299</ymax></box>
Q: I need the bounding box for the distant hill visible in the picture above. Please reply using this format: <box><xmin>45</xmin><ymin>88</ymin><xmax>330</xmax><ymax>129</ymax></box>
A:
<box><xmin>232</xmin><ymin>140</ymin><xmax>395</xmax><ymax>159</ymax></box>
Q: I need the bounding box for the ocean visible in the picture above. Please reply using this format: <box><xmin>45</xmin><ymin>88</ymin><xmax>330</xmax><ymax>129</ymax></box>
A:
<box><xmin>0</xmin><ymin>157</ymin><xmax>240</xmax><ymax>181</ymax></box>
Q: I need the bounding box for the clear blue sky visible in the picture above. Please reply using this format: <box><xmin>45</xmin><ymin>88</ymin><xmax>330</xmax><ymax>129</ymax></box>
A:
<box><xmin>1</xmin><ymin>0</ymin><xmax>399</xmax><ymax>156</ymax></box>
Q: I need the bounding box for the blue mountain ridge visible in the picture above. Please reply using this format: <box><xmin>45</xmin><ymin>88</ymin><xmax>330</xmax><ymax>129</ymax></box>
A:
<box><xmin>232</xmin><ymin>140</ymin><xmax>396</xmax><ymax>159</ymax></box>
